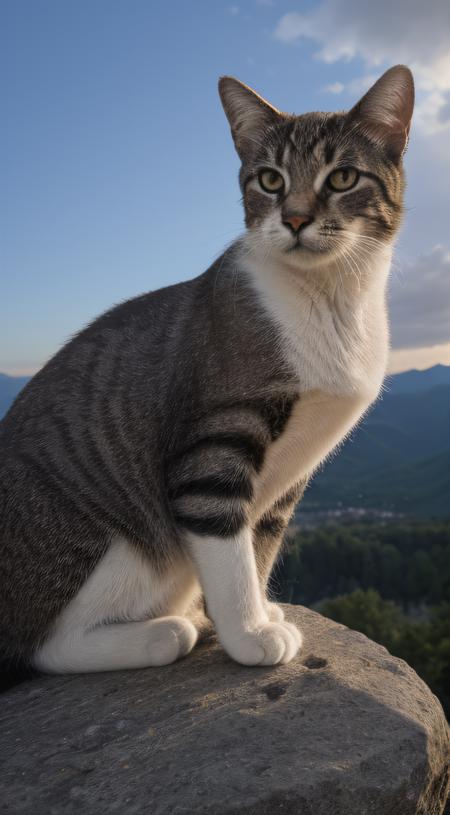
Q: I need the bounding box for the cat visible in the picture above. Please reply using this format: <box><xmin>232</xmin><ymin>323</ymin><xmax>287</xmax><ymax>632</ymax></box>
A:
<box><xmin>0</xmin><ymin>65</ymin><xmax>414</xmax><ymax>675</ymax></box>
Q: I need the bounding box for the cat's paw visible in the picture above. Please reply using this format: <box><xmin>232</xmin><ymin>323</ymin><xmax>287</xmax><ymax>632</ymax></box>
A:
<box><xmin>147</xmin><ymin>616</ymin><xmax>198</xmax><ymax>666</ymax></box>
<box><xmin>225</xmin><ymin>621</ymin><xmax>302</xmax><ymax>666</ymax></box>
<box><xmin>264</xmin><ymin>601</ymin><xmax>285</xmax><ymax>623</ymax></box>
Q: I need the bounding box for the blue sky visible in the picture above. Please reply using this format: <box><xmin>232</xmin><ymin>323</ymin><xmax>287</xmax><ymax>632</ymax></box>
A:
<box><xmin>2</xmin><ymin>0</ymin><xmax>450</xmax><ymax>374</ymax></box>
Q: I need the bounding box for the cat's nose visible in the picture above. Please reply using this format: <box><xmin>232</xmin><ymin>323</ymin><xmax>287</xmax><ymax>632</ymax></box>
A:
<box><xmin>282</xmin><ymin>213</ymin><xmax>312</xmax><ymax>234</ymax></box>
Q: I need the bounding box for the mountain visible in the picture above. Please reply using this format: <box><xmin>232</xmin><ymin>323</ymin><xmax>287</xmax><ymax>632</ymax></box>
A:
<box><xmin>385</xmin><ymin>364</ymin><xmax>450</xmax><ymax>394</ymax></box>
<box><xmin>306</xmin><ymin>447</ymin><xmax>450</xmax><ymax>518</ymax></box>
<box><xmin>303</xmin><ymin>370</ymin><xmax>450</xmax><ymax>518</ymax></box>
<box><xmin>316</xmin><ymin>385</ymin><xmax>450</xmax><ymax>478</ymax></box>
<box><xmin>0</xmin><ymin>374</ymin><xmax>31</xmax><ymax>419</ymax></box>
<box><xmin>1</xmin><ymin>366</ymin><xmax>450</xmax><ymax>517</ymax></box>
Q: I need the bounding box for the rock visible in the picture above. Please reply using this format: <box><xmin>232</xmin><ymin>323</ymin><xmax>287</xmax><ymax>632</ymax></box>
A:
<box><xmin>0</xmin><ymin>605</ymin><xmax>449</xmax><ymax>815</ymax></box>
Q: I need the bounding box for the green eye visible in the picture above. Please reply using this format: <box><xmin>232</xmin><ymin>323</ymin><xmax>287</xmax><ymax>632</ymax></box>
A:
<box><xmin>258</xmin><ymin>168</ymin><xmax>284</xmax><ymax>194</ymax></box>
<box><xmin>327</xmin><ymin>167</ymin><xmax>359</xmax><ymax>192</ymax></box>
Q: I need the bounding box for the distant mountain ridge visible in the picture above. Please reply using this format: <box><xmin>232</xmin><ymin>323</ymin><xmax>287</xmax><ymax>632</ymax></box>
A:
<box><xmin>0</xmin><ymin>373</ymin><xmax>31</xmax><ymax>419</ymax></box>
<box><xmin>303</xmin><ymin>366</ymin><xmax>450</xmax><ymax>518</ymax></box>
<box><xmin>384</xmin><ymin>364</ymin><xmax>450</xmax><ymax>394</ymax></box>
<box><xmin>1</xmin><ymin>365</ymin><xmax>450</xmax><ymax>517</ymax></box>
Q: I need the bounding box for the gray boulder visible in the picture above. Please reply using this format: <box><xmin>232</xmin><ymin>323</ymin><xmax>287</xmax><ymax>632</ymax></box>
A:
<box><xmin>1</xmin><ymin>605</ymin><xmax>449</xmax><ymax>814</ymax></box>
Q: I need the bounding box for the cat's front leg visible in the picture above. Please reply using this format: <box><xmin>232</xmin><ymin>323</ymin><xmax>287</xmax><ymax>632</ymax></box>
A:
<box><xmin>253</xmin><ymin>517</ymin><xmax>287</xmax><ymax>624</ymax></box>
<box><xmin>188</xmin><ymin>527</ymin><xmax>302</xmax><ymax>666</ymax></box>
<box><xmin>264</xmin><ymin>601</ymin><xmax>285</xmax><ymax>622</ymax></box>
<box><xmin>253</xmin><ymin>480</ymin><xmax>308</xmax><ymax>626</ymax></box>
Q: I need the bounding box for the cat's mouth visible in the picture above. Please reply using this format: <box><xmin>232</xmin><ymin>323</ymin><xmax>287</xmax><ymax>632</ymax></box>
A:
<box><xmin>286</xmin><ymin>242</ymin><xmax>307</xmax><ymax>253</ymax></box>
<box><xmin>286</xmin><ymin>240</ymin><xmax>328</xmax><ymax>256</ymax></box>
<box><xmin>282</xmin><ymin>235</ymin><xmax>342</xmax><ymax>269</ymax></box>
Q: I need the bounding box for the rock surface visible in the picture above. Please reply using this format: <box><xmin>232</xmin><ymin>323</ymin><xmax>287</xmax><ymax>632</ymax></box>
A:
<box><xmin>1</xmin><ymin>605</ymin><xmax>449</xmax><ymax>815</ymax></box>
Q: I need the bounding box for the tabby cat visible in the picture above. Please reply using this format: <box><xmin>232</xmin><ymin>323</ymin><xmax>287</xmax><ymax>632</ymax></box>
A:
<box><xmin>0</xmin><ymin>66</ymin><xmax>414</xmax><ymax>674</ymax></box>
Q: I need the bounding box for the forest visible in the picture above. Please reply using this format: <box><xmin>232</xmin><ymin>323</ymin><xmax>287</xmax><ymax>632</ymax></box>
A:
<box><xmin>275</xmin><ymin>521</ymin><xmax>450</xmax><ymax>717</ymax></box>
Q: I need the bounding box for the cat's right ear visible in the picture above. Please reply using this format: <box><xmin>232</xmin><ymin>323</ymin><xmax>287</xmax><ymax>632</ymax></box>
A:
<box><xmin>218</xmin><ymin>77</ymin><xmax>284</xmax><ymax>160</ymax></box>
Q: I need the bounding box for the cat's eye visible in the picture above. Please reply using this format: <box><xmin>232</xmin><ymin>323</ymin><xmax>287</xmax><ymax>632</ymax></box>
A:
<box><xmin>327</xmin><ymin>167</ymin><xmax>359</xmax><ymax>192</ymax></box>
<box><xmin>258</xmin><ymin>169</ymin><xmax>285</xmax><ymax>194</ymax></box>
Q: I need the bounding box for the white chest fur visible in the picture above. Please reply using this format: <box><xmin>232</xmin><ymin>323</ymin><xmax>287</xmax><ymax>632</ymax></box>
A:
<box><xmin>242</xmin><ymin>244</ymin><xmax>392</xmax><ymax>518</ymax></box>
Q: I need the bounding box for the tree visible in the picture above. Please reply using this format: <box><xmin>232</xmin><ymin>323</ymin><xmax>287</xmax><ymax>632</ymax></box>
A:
<box><xmin>318</xmin><ymin>589</ymin><xmax>403</xmax><ymax>652</ymax></box>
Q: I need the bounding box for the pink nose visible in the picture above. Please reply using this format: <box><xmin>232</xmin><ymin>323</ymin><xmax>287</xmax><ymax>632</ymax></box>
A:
<box><xmin>283</xmin><ymin>214</ymin><xmax>311</xmax><ymax>233</ymax></box>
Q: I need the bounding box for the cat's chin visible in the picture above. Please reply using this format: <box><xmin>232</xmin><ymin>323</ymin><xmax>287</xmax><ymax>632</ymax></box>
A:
<box><xmin>240</xmin><ymin>234</ymin><xmax>340</xmax><ymax>273</ymax></box>
<box><xmin>281</xmin><ymin>244</ymin><xmax>338</xmax><ymax>272</ymax></box>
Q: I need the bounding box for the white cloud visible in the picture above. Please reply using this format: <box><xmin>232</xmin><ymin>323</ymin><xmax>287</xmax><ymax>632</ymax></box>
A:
<box><xmin>389</xmin><ymin>246</ymin><xmax>450</xmax><ymax>349</ymax></box>
<box><xmin>388</xmin><ymin>343</ymin><xmax>450</xmax><ymax>374</ymax></box>
<box><xmin>274</xmin><ymin>1</ymin><xmax>450</xmax><ymax>134</ymax></box>
<box><xmin>324</xmin><ymin>74</ymin><xmax>378</xmax><ymax>97</ymax></box>
<box><xmin>324</xmin><ymin>81</ymin><xmax>344</xmax><ymax>94</ymax></box>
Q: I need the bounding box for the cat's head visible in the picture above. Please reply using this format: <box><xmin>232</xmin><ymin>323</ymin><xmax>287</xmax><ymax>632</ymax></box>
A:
<box><xmin>219</xmin><ymin>66</ymin><xmax>414</xmax><ymax>271</ymax></box>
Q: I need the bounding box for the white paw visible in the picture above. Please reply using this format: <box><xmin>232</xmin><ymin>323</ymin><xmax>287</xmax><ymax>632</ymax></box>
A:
<box><xmin>147</xmin><ymin>616</ymin><xmax>198</xmax><ymax>666</ymax></box>
<box><xmin>264</xmin><ymin>601</ymin><xmax>285</xmax><ymax>622</ymax></box>
<box><xmin>224</xmin><ymin>621</ymin><xmax>302</xmax><ymax>667</ymax></box>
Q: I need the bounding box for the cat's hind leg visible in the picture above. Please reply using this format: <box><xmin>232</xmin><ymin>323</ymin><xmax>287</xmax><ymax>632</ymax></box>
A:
<box><xmin>34</xmin><ymin>615</ymin><xmax>197</xmax><ymax>674</ymax></box>
<box><xmin>33</xmin><ymin>536</ymin><xmax>200</xmax><ymax>674</ymax></box>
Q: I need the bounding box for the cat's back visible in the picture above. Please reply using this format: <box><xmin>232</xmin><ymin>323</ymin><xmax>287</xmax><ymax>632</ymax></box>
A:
<box><xmin>0</xmin><ymin>274</ymin><xmax>205</xmax><ymax>570</ymax></box>
<box><xmin>0</xmin><ymin>277</ymin><xmax>198</xmax><ymax>452</ymax></box>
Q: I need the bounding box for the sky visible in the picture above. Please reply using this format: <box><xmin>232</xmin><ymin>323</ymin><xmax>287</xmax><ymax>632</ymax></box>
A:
<box><xmin>2</xmin><ymin>0</ymin><xmax>450</xmax><ymax>376</ymax></box>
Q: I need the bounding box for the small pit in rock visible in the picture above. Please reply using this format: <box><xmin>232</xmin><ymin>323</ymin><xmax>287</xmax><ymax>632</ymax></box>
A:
<box><xmin>303</xmin><ymin>655</ymin><xmax>328</xmax><ymax>670</ymax></box>
<box><xmin>262</xmin><ymin>682</ymin><xmax>288</xmax><ymax>701</ymax></box>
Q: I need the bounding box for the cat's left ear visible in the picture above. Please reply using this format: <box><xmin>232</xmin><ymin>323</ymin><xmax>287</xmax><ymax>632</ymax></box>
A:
<box><xmin>219</xmin><ymin>77</ymin><xmax>284</xmax><ymax>160</ymax></box>
<box><xmin>348</xmin><ymin>65</ymin><xmax>414</xmax><ymax>163</ymax></box>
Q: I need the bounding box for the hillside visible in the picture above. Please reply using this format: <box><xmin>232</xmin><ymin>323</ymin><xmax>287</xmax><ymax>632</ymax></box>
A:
<box><xmin>306</xmin><ymin>447</ymin><xmax>450</xmax><ymax>518</ymax></box>
<box><xmin>316</xmin><ymin>384</ymin><xmax>450</xmax><ymax>477</ymax></box>
<box><xmin>302</xmin><ymin>375</ymin><xmax>450</xmax><ymax>518</ymax></box>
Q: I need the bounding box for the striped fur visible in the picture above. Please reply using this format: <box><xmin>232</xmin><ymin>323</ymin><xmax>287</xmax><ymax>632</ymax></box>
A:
<box><xmin>0</xmin><ymin>66</ymin><xmax>413</xmax><ymax>672</ymax></box>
